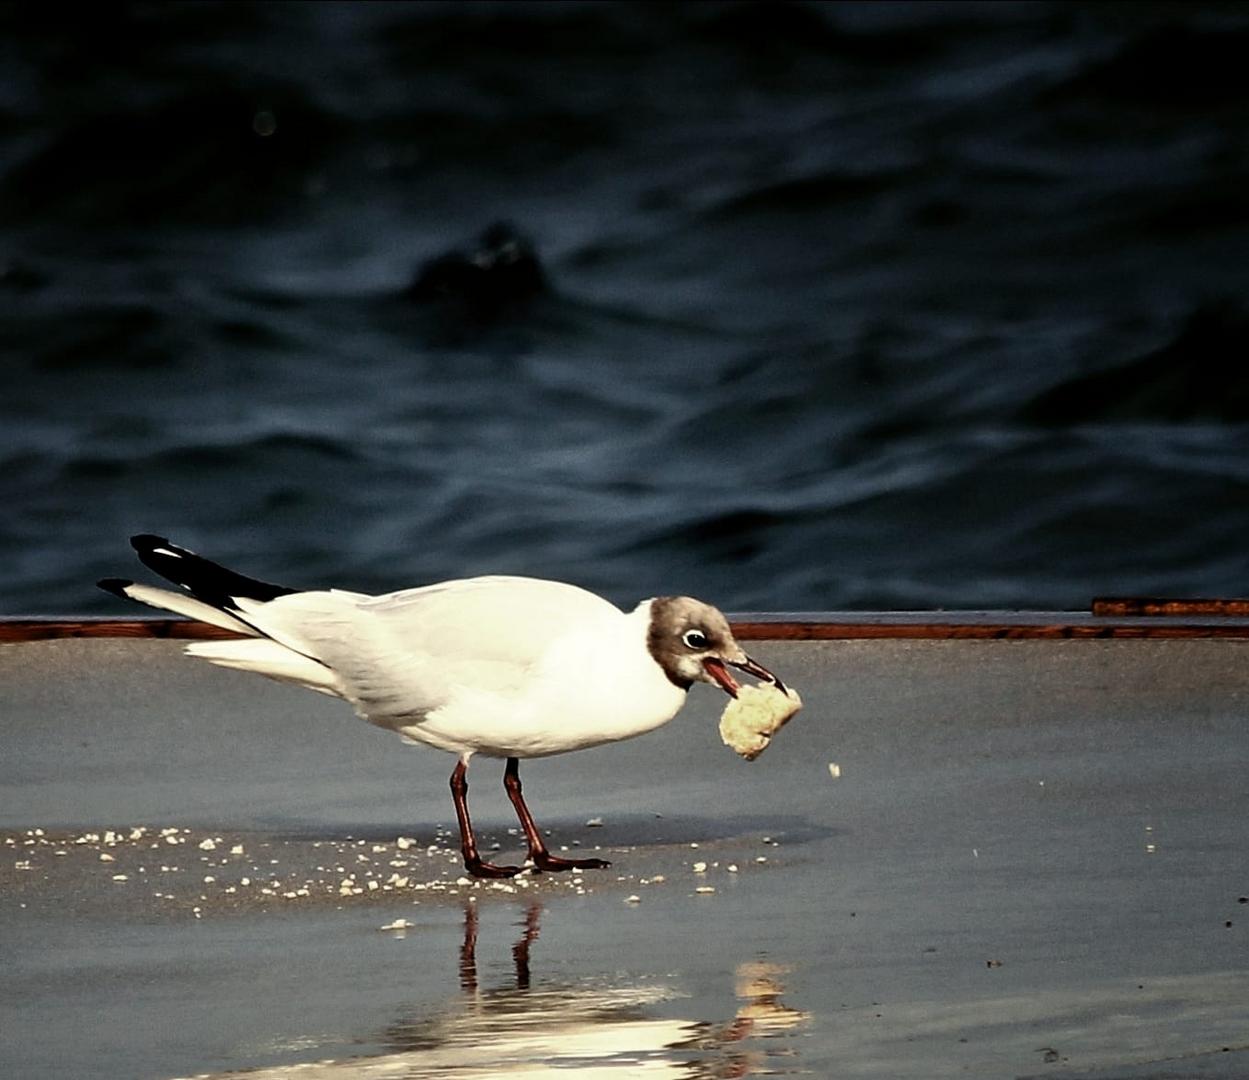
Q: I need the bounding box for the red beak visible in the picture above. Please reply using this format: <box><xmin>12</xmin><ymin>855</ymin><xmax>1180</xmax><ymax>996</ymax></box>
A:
<box><xmin>702</xmin><ymin>654</ymin><xmax>784</xmax><ymax>697</ymax></box>
<box><xmin>702</xmin><ymin>657</ymin><xmax>740</xmax><ymax>697</ymax></box>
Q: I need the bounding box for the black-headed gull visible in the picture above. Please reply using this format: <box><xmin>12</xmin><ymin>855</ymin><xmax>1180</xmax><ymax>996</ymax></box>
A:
<box><xmin>100</xmin><ymin>535</ymin><xmax>785</xmax><ymax>878</ymax></box>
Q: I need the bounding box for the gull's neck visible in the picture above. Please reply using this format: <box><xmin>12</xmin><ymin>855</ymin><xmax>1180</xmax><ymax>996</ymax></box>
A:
<box><xmin>632</xmin><ymin>598</ymin><xmax>693</xmax><ymax>692</ymax></box>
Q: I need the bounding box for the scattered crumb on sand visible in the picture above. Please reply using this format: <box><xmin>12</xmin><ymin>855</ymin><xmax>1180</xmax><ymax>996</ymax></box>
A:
<box><xmin>1</xmin><ymin>825</ymin><xmax>786</xmax><ymax>920</ymax></box>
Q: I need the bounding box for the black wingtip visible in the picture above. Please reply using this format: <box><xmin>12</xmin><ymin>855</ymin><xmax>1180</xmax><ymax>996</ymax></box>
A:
<box><xmin>121</xmin><ymin>534</ymin><xmax>297</xmax><ymax>607</ymax></box>
<box><xmin>97</xmin><ymin>577</ymin><xmax>134</xmax><ymax>600</ymax></box>
<box><xmin>130</xmin><ymin>534</ymin><xmax>172</xmax><ymax>553</ymax></box>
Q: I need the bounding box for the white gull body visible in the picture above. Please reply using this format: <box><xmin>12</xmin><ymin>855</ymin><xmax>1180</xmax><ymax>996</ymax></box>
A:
<box><xmin>185</xmin><ymin>575</ymin><xmax>689</xmax><ymax>760</ymax></box>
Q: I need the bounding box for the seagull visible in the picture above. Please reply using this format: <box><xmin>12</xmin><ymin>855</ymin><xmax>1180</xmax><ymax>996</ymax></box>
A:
<box><xmin>99</xmin><ymin>535</ymin><xmax>786</xmax><ymax>878</ymax></box>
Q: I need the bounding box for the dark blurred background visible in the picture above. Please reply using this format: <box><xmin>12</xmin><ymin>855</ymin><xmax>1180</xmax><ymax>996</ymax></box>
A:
<box><xmin>4</xmin><ymin>0</ymin><xmax>1249</xmax><ymax>615</ymax></box>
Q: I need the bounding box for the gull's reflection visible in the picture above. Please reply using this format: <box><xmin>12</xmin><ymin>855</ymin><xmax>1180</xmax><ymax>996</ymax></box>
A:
<box><xmin>458</xmin><ymin>897</ymin><xmax>541</xmax><ymax>993</ymax></box>
<box><xmin>175</xmin><ymin>901</ymin><xmax>807</xmax><ymax>1078</ymax></box>
<box><xmin>382</xmin><ymin>901</ymin><xmax>809</xmax><ymax>1077</ymax></box>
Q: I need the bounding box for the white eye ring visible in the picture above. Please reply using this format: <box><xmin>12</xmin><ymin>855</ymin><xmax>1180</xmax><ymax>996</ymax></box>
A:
<box><xmin>682</xmin><ymin>629</ymin><xmax>710</xmax><ymax>650</ymax></box>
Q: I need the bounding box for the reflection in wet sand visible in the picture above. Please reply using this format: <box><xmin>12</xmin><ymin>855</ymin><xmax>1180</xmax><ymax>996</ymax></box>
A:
<box><xmin>173</xmin><ymin>902</ymin><xmax>808</xmax><ymax>1079</ymax></box>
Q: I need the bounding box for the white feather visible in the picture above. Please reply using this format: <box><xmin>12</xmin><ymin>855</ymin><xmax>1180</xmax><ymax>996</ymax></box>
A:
<box><xmin>119</xmin><ymin>584</ymin><xmax>257</xmax><ymax>636</ymax></box>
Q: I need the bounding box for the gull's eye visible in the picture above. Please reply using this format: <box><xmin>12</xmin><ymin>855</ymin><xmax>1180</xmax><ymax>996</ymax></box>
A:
<box><xmin>682</xmin><ymin>628</ymin><xmax>710</xmax><ymax>650</ymax></box>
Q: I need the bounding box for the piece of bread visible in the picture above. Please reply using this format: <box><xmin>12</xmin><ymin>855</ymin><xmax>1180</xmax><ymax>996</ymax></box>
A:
<box><xmin>719</xmin><ymin>683</ymin><xmax>802</xmax><ymax>760</ymax></box>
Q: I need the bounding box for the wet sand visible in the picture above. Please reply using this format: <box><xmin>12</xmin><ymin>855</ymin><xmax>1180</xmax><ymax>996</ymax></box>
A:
<box><xmin>3</xmin><ymin>636</ymin><xmax>1249</xmax><ymax>1078</ymax></box>
<box><xmin>2</xmin><ymin>820</ymin><xmax>787</xmax><ymax>918</ymax></box>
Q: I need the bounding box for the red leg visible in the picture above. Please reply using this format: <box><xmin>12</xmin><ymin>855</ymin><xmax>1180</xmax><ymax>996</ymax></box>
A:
<box><xmin>450</xmin><ymin>760</ymin><xmax>523</xmax><ymax>878</ymax></box>
<box><xmin>503</xmin><ymin>757</ymin><xmax>611</xmax><ymax>873</ymax></box>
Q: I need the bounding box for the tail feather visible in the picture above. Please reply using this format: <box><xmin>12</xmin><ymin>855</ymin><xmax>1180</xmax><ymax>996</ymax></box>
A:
<box><xmin>100</xmin><ymin>535</ymin><xmax>343</xmax><ymax>696</ymax></box>
<box><xmin>100</xmin><ymin>535</ymin><xmax>298</xmax><ymax>633</ymax></box>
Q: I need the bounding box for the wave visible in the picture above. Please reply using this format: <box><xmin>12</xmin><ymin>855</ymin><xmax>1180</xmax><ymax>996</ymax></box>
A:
<box><xmin>2</xmin><ymin>86</ymin><xmax>344</xmax><ymax>228</ymax></box>
<box><xmin>1021</xmin><ymin>301</ymin><xmax>1249</xmax><ymax>425</ymax></box>
<box><xmin>1051</xmin><ymin>22</ymin><xmax>1249</xmax><ymax>109</ymax></box>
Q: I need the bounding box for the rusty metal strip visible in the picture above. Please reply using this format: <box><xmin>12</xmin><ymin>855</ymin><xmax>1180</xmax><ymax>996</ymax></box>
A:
<box><xmin>0</xmin><ymin>619</ymin><xmax>240</xmax><ymax>643</ymax></box>
<box><xmin>1091</xmin><ymin>597</ymin><xmax>1249</xmax><ymax>617</ymax></box>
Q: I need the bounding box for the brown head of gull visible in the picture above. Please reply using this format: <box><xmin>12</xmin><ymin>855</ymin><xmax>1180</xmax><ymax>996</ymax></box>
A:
<box><xmin>645</xmin><ymin>595</ymin><xmax>785</xmax><ymax>697</ymax></box>
<box><xmin>99</xmin><ymin>534</ymin><xmax>787</xmax><ymax>879</ymax></box>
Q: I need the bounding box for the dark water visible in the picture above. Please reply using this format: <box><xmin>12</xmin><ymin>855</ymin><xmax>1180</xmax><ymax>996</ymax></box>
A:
<box><xmin>5</xmin><ymin>1</ymin><xmax>1249</xmax><ymax>615</ymax></box>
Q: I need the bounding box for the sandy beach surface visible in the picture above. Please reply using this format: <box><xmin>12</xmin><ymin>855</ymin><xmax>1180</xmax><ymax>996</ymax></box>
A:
<box><xmin>3</xmin><ymin>636</ymin><xmax>1248</xmax><ymax>1078</ymax></box>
